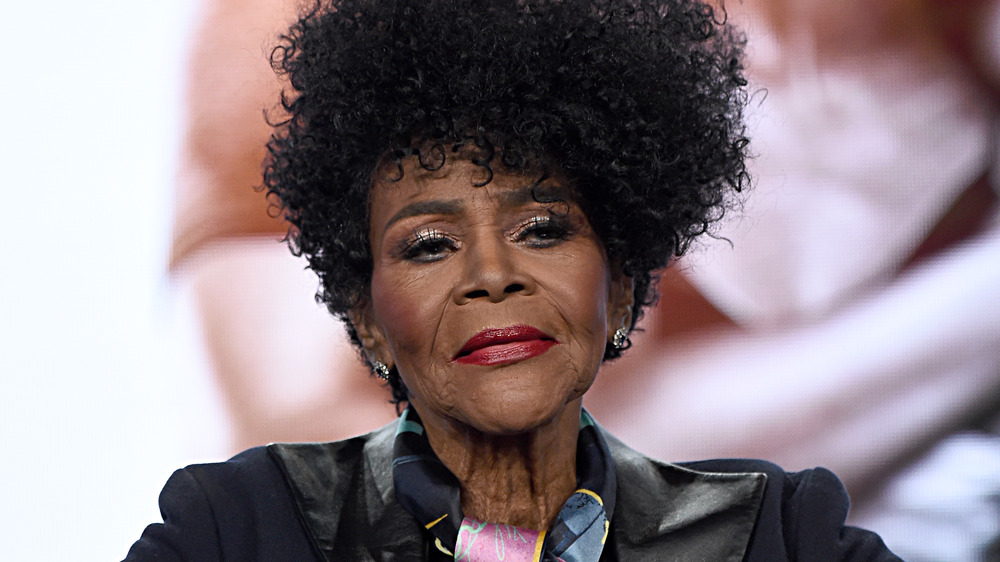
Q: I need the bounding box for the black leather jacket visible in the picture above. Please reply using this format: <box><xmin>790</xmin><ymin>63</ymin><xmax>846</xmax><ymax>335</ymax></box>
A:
<box><xmin>125</xmin><ymin>420</ymin><xmax>900</xmax><ymax>561</ymax></box>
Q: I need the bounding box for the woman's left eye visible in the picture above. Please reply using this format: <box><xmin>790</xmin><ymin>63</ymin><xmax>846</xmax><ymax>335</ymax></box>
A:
<box><xmin>512</xmin><ymin>216</ymin><xmax>571</xmax><ymax>248</ymax></box>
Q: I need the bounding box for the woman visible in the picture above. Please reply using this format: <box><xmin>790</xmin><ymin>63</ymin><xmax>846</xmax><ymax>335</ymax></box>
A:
<box><xmin>126</xmin><ymin>0</ymin><xmax>900</xmax><ymax>559</ymax></box>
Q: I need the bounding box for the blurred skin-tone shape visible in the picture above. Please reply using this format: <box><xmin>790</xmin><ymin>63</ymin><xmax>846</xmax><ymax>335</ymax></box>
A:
<box><xmin>173</xmin><ymin>1</ymin><xmax>999</xmax><ymax>534</ymax></box>
<box><xmin>173</xmin><ymin>0</ymin><xmax>395</xmax><ymax>451</ymax></box>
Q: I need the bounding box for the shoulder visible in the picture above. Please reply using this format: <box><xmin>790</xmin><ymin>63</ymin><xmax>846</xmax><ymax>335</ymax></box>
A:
<box><xmin>123</xmin><ymin>424</ymin><xmax>396</xmax><ymax>561</ymax></box>
<box><xmin>601</xmin><ymin>429</ymin><xmax>900</xmax><ymax>561</ymax></box>
<box><xmin>681</xmin><ymin>459</ymin><xmax>902</xmax><ymax>561</ymax></box>
<box><xmin>123</xmin><ymin>446</ymin><xmax>316</xmax><ymax>560</ymax></box>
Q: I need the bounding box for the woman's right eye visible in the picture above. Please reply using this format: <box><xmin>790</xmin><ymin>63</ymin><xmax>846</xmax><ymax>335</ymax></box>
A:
<box><xmin>399</xmin><ymin>229</ymin><xmax>459</xmax><ymax>262</ymax></box>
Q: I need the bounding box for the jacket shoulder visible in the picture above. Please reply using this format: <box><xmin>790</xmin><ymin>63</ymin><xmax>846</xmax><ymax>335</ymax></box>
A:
<box><xmin>123</xmin><ymin>446</ymin><xmax>319</xmax><ymax>561</ymax></box>
<box><xmin>684</xmin><ymin>459</ymin><xmax>902</xmax><ymax>561</ymax></box>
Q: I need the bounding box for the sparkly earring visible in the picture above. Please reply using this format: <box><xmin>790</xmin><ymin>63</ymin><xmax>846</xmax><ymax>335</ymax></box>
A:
<box><xmin>373</xmin><ymin>360</ymin><xmax>390</xmax><ymax>381</ymax></box>
<box><xmin>612</xmin><ymin>327</ymin><xmax>629</xmax><ymax>350</ymax></box>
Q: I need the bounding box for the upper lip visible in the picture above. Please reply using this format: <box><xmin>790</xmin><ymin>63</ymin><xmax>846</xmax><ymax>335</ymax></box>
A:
<box><xmin>453</xmin><ymin>324</ymin><xmax>555</xmax><ymax>359</ymax></box>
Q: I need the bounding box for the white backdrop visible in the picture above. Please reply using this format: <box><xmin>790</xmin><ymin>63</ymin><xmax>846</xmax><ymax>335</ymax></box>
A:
<box><xmin>0</xmin><ymin>2</ymin><xmax>230</xmax><ymax>560</ymax></box>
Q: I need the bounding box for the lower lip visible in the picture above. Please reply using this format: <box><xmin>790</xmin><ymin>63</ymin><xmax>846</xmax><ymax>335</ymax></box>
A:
<box><xmin>454</xmin><ymin>339</ymin><xmax>557</xmax><ymax>366</ymax></box>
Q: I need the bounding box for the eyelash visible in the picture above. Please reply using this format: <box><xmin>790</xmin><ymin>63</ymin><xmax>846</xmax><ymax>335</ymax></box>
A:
<box><xmin>398</xmin><ymin>215</ymin><xmax>572</xmax><ymax>262</ymax></box>
<box><xmin>510</xmin><ymin>215</ymin><xmax>572</xmax><ymax>247</ymax></box>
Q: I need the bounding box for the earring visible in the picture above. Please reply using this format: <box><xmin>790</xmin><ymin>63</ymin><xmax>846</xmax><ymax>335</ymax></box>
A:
<box><xmin>612</xmin><ymin>327</ymin><xmax>629</xmax><ymax>350</ymax></box>
<box><xmin>373</xmin><ymin>360</ymin><xmax>390</xmax><ymax>381</ymax></box>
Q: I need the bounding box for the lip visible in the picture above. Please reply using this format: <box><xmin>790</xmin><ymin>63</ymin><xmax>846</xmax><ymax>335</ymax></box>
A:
<box><xmin>453</xmin><ymin>325</ymin><xmax>558</xmax><ymax>366</ymax></box>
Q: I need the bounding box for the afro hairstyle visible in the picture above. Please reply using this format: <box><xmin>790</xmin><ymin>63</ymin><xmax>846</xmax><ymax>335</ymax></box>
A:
<box><xmin>263</xmin><ymin>0</ymin><xmax>750</xmax><ymax>403</ymax></box>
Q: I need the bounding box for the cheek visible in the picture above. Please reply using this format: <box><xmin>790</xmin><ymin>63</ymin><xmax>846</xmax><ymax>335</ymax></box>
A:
<box><xmin>371</xmin><ymin>273</ymin><xmax>415</xmax><ymax>347</ymax></box>
<box><xmin>541</xmin><ymin>249</ymin><xmax>613</xmax><ymax>375</ymax></box>
<box><xmin>562</xmin><ymin>255</ymin><xmax>613</xmax><ymax>331</ymax></box>
<box><xmin>370</xmin><ymin>267</ymin><xmax>448</xmax><ymax>364</ymax></box>
<box><xmin>371</xmin><ymin>267</ymin><xmax>463</xmax><ymax>413</ymax></box>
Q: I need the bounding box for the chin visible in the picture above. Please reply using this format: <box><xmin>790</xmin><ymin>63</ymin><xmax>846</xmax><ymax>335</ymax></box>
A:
<box><xmin>456</xmin><ymin>392</ymin><xmax>576</xmax><ymax>436</ymax></box>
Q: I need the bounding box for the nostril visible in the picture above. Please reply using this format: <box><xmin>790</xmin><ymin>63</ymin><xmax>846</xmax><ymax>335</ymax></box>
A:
<box><xmin>504</xmin><ymin>283</ymin><xmax>525</xmax><ymax>294</ymax></box>
<box><xmin>465</xmin><ymin>289</ymin><xmax>489</xmax><ymax>300</ymax></box>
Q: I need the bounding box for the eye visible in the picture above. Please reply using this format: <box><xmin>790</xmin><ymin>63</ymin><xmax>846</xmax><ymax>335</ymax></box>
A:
<box><xmin>511</xmin><ymin>215</ymin><xmax>572</xmax><ymax>248</ymax></box>
<box><xmin>399</xmin><ymin>228</ymin><xmax>459</xmax><ymax>262</ymax></box>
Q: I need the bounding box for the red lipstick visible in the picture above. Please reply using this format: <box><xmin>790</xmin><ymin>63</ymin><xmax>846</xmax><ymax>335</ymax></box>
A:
<box><xmin>453</xmin><ymin>325</ymin><xmax>557</xmax><ymax>366</ymax></box>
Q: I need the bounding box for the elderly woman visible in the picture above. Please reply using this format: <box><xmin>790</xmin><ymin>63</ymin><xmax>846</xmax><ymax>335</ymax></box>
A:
<box><xmin>126</xmin><ymin>0</ymin><xmax>900</xmax><ymax>560</ymax></box>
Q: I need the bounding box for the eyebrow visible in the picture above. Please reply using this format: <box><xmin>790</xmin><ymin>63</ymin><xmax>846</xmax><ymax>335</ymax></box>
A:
<box><xmin>499</xmin><ymin>180</ymin><xmax>573</xmax><ymax>206</ymax></box>
<box><xmin>496</xmin><ymin>187</ymin><xmax>535</xmax><ymax>207</ymax></box>
<box><xmin>383</xmin><ymin>199</ymin><xmax>463</xmax><ymax>234</ymax></box>
<box><xmin>381</xmin><ymin>182</ymin><xmax>572</xmax><ymax>234</ymax></box>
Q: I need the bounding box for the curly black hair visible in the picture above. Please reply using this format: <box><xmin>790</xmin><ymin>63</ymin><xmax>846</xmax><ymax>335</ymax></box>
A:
<box><xmin>264</xmin><ymin>0</ymin><xmax>749</xmax><ymax>403</ymax></box>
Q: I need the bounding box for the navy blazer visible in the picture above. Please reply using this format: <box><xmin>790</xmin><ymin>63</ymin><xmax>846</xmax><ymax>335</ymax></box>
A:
<box><xmin>125</xmin><ymin>421</ymin><xmax>900</xmax><ymax>561</ymax></box>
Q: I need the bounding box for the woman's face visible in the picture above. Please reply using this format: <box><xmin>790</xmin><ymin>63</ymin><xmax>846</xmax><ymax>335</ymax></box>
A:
<box><xmin>354</xmin><ymin>157</ymin><xmax>632</xmax><ymax>435</ymax></box>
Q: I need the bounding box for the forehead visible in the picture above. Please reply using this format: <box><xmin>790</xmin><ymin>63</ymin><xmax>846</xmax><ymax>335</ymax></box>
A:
<box><xmin>369</xmin><ymin>156</ymin><xmax>575</xmax><ymax>213</ymax></box>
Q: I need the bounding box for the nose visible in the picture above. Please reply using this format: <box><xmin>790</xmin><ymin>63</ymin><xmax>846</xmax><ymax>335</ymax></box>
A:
<box><xmin>454</xmin><ymin>232</ymin><xmax>535</xmax><ymax>304</ymax></box>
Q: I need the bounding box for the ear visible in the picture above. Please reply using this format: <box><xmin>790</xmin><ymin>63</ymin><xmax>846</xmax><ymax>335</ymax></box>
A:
<box><xmin>606</xmin><ymin>269</ymin><xmax>635</xmax><ymax>336</ymax></box>
<box><xmin>348</xmin><ymin>299</ymin><xmax>393</xmax><ymax>368</ymax></box>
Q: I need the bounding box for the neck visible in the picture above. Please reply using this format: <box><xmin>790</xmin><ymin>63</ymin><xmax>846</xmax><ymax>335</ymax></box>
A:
<box><xmin>415</xmin><ymin>399</ymin><xmax>582</xmax><ymax>530</ymax></box>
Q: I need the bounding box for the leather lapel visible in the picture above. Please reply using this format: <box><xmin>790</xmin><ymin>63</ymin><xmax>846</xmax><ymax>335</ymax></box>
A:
<box><xmin>603</xmin><ymin>430</ymin><xmax>767</xmax><ymax>562</ymax></box>
<box><xmin>269</xmin><ymin>420</ymin><xmax>765</xmax><ymax>561</ymax></box>
<box><xmin>360</xmin><ymin>421</ymin><xmax>428</xmax><ymax>560</ymax></box>
<box><xmin>269</xmin><ymin>420</ymin><xmax>427</xmax><ymax>561</ymax></box>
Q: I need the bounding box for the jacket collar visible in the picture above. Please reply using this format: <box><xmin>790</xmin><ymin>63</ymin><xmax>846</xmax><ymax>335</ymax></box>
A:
<box><xmin>602</xmin><ymin>431</ymin><xmax>766</xmax><ymax>560</ymax></box>
<box><xmin>270</xmin><ymin>419</ymin><xmax>766</xmax><ymax>561</ymax></box>
<box><xmin>269</xmin><ymin>424</ymin><xmax>426</xmax><ymax>561</ymax></box>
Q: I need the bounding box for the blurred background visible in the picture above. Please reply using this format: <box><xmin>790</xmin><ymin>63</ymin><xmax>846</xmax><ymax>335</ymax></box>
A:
<box><xmin>1</xmin><ymin>1</ymin><xmax>998</xmax><ymax>560</ymax></box>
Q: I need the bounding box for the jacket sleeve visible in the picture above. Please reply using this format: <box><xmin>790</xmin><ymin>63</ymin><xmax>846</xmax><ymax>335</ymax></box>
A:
<box><xmin>780</xmin><ymin>467</ymin><xmax>901</xmax><ymax>562</ymax></box>
<box><xmin>123</xmin><ymin>468</ymin><xmax>223</xmax><ymax>561</ymax></box>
